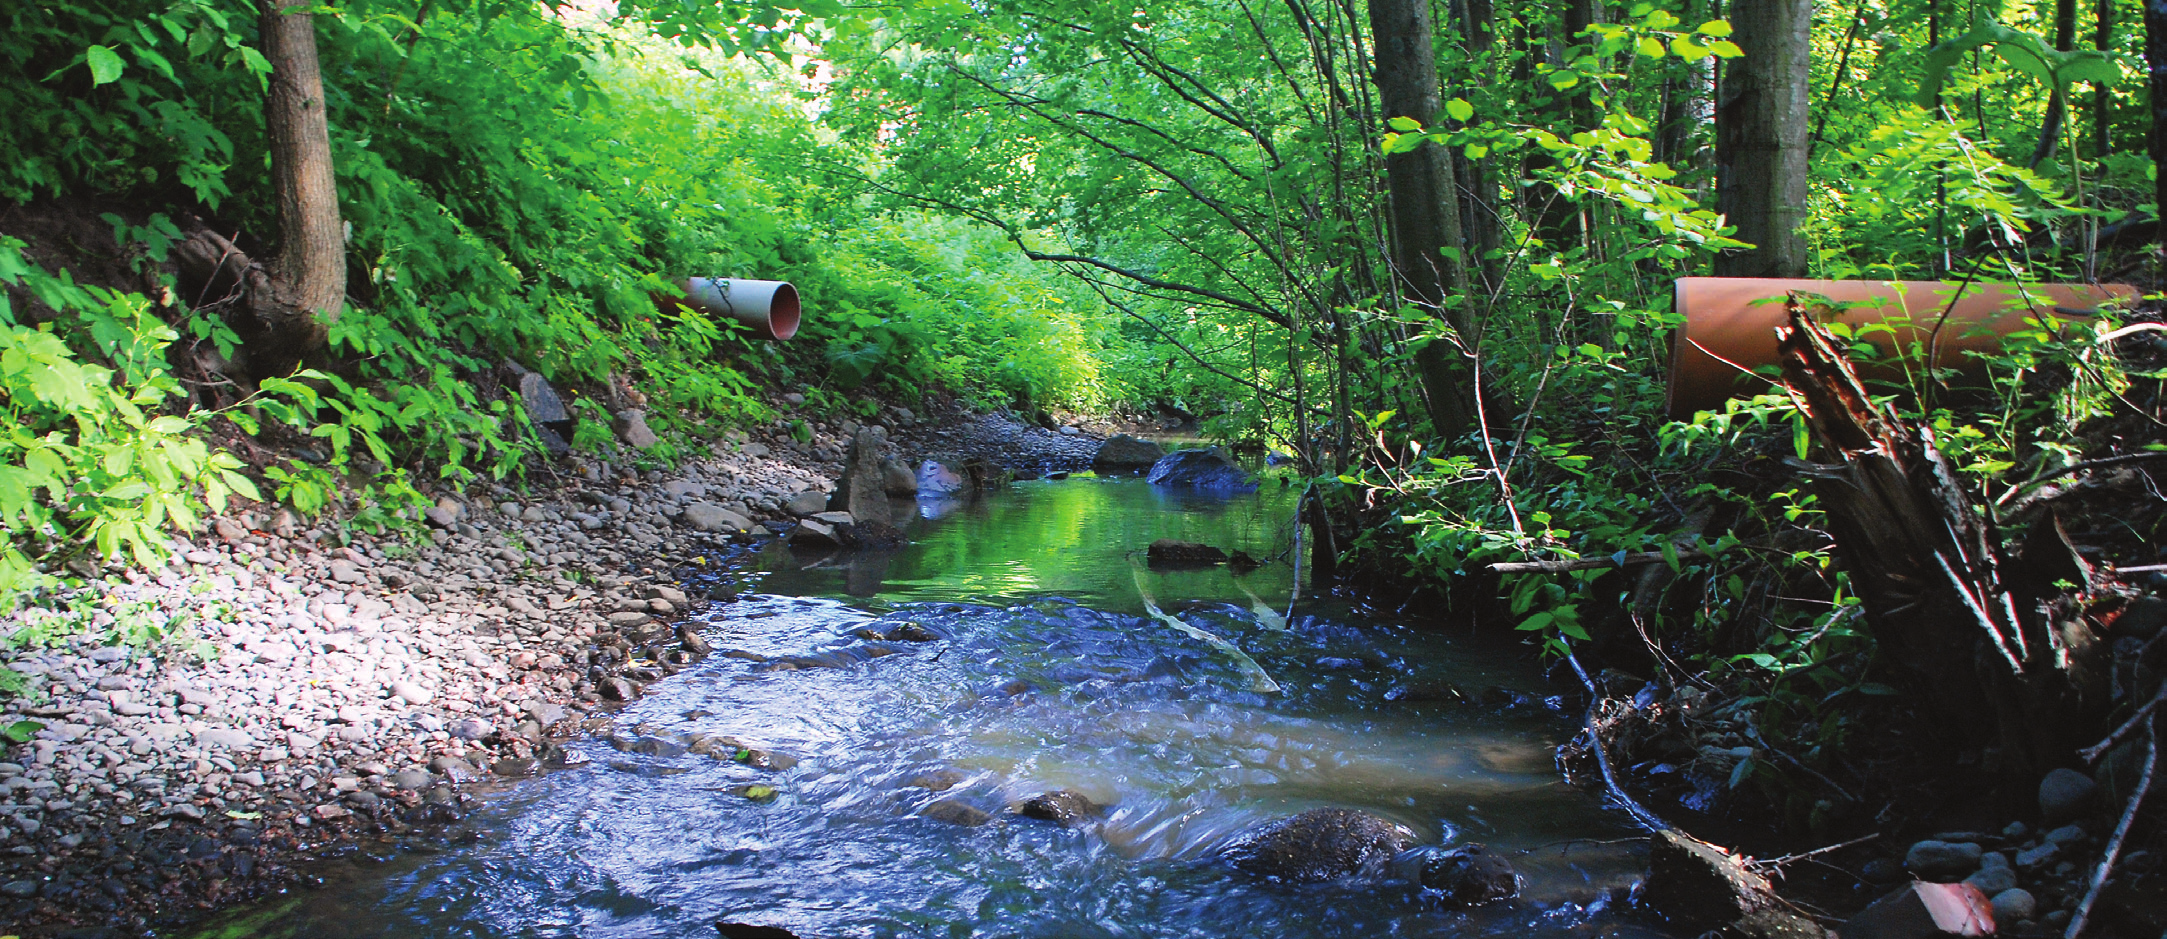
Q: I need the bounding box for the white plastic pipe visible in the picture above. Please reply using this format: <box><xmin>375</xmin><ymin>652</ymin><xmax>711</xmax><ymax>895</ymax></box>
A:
<box><xmin>666</xmin><ymin>278</ymin><xmax>801</xmax><ymax>341</ymax></box>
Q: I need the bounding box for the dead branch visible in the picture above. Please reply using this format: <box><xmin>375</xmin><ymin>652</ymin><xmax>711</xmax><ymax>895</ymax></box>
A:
<box><xmin>2067</xmin><ymin>715</ymin><xmax>2156</xmax><ymax>939</ymax></box>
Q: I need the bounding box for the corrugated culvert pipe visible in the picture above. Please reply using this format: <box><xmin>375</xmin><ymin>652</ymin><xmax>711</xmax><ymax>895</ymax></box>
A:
<box><xmin>658</xmin><ymin>278</ymin><xmax>801</xmax><ymax>341</ymax></box>
<box><xmin>1667</xmin><ymin>277</ymin><xmax>2137</xmax><ymax>419</ymax></box>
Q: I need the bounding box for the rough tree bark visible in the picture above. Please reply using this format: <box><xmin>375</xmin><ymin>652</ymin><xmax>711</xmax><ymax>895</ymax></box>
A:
<box><xmin>1777</xmin><ymin>298</ymin><xmax>2109</xmax><ymax>773</ymax></box>
<box><xmin>1367</xmin><ymin>0</ymin><xmax>1480</xmax><ymax>438</ymax></box>
<box><xmin>174</xmin><ymin>0</ymin><xmax>346</xmax><ymax>382</ymax></box>
<box><xmin>1713</xmin><ymin>0</ymin><xmax>1810</xmax><ymax>277</ymax></box>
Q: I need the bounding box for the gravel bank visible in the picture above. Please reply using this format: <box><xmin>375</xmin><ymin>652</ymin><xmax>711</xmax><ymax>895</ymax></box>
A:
<box><xmin>0</xmin><ymin>395</ymin><xmax>1101</xmax><ymax>934</ymax></box>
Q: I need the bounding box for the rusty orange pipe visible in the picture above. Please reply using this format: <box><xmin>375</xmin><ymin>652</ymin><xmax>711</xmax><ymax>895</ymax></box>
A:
<box><xmin>656</xmin><ymin>278</ymin><xmax>802</xmax><ymax>341</ymax></box>
<box><xmin>1666</xmin><ymin>277</ymin><xmax>2137</xmax><ymax>419</ymax></box>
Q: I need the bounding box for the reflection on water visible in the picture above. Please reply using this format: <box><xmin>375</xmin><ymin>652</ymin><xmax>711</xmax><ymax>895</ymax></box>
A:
<box><xmin>189</xmin><ymin>476</ymin><xmax>1668</xmax><ymax>939</ymax></box>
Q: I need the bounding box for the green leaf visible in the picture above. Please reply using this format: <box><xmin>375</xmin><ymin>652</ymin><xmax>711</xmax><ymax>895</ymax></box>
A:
<box><xmin>1706</xmin><ymin>40</ymin><xmax>1744</xmax><ymax>58</ymax></box>
<box><xmin>2</xmin><ymin>720</ymin><xmax>41</xmax><ymax>743</ymax></box>
<box><xmin>86</xmin><ymin>45</ymin><xmax>124</xmax><ymax>86</ymax></box>
<box><xmin>1516</xmin><ymin>611</ymin><xmax>1554</xmax><ymax>631</ymax></box>
<box><xmin>1386</xmin><ymin>115</ymin><xmax>1422</xmax><ymax>132</ymax></box>
<box><xmin>1636</xmin><ymin>36</ymin><xmax>1667</xmax><ymax>59</ymax></box>
<box><xmin>1696</xmin><ymin>19</ymin><xmax>1733</xmax><ymax>37</ymax></box>
<box><xmin>1444</xmin><ymin>98</ymin><xmax>1473</xmax><ymax>122</ymax></box>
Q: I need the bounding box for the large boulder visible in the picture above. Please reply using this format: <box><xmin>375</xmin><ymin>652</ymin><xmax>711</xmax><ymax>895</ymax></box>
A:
<box><xmin>1393</xmin><ymin>844</ymin><xmax>1520</xmax><ymax>906</ymax></box>
<box><xmin>827</xmin><ymin>428</ymin><xmax>893</xmax><ymax>527</ymax></box>
<box><xmin>1222</xmin><ymin>808</ymin><xmax>1415</xmax><ymax>884</ymax></box>
<box><xmin>1093</xmin><ymin>434</ymin><xmax>1166</xmax><ymax>473</ymax></box>
<box><xmin>1147</xmin><ymin>448</ymin><xmax>1257</xmax><ymax>492</ymax></box>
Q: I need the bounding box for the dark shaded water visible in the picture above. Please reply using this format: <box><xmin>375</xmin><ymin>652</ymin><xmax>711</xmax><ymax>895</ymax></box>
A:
<box><xmin>189</xmin><ymin>476</ymin><xmax>1662</xmax><ymax>939</ymax></box>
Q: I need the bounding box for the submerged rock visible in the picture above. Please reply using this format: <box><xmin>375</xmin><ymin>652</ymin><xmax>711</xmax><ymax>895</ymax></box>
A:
<box><xmin>1146</xmin><ymin>448</ymin><xmax>1258</xmax><ymax>492</ymax></box>
<box><xmin>920</xmin><ymin>799</ymin><xmax>994</xmax><ymax>827</ymax></box>
<box><xmin>1146</xmin><ymin>539</ymin><xmax>1228</xmax><ymax>568</ymax></box>
<box><xmin>1016</xmin><ymin>789</ymin><xmax>1101</xmax><ymax>827</ymax></box>
<box><xmin>1222</xmin><ymin>808</ymin><xmax>1415</xmax><ymax>884</ymax></box>
<box><xmin>1393</xmin><ymin>844</ymin><xmax>1520</xmax><ymax>905</ymax></box>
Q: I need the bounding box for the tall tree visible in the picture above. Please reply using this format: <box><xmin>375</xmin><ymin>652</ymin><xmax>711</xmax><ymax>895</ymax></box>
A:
<box><xmin>1713</xmin><ymin>0</ymin><xmax>1811</xmax><ymax>277</ymax></box>
<box><xmin>1367</xmin><ymin>0</ymin><xmax>1481</xmax><ymax>437</ymax></box>
<box><xmin>174</xmin><ymin>0</ymin><xmax>348</xmax><ymax>380</ymax></box>
<box><xmin>257</xmin><ymin>0</ymin><xmax>346</xmax><ymax>371</ymax></box>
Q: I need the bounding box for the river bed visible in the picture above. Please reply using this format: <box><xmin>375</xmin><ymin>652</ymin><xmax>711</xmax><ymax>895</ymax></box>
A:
<box><xmin>187</xmin><ymin>475</ymin><xmax>1663</xmax><ymax>938</ymax></box>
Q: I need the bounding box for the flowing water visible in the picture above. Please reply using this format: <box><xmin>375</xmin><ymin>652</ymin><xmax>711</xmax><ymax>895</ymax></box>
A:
<box><xmin>191</xmin><ymin>475</ymin><xmax>1666</xmax><ymax>939</ymax></box>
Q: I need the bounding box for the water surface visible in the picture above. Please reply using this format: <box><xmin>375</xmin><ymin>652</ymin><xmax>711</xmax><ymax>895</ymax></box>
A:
<box><xmin>193</xmin><ymin>476</ymin><xmax>1661</xmax><ymax>938</ymax></box>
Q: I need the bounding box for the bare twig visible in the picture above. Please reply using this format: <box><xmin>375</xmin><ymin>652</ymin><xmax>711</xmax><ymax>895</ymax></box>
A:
<box><xmin>2067</xmin><ymin>715</ymin><xmax>2156</xmax><ymax>939</ymax></box>
<box><xmin>1749</xmin><ymin>832</ymin><xmax>1880</xmax><ymax>873</ymax></box>
<box><xmin>1564</xmin><ymin>645</ymin><xmax>1673</xmax><ymax>833</ymax></box>
<box><xmin>2080</xmin><ymin>682</ymin><xmax>2167</xmax><ymax>764</ymax></box>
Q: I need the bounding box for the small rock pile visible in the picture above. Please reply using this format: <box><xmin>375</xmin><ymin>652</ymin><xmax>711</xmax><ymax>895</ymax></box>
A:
<box><xmin>1867</xmin><ymin>767</ymin><xmax>2121</xmax><ymax>932</ymax></box>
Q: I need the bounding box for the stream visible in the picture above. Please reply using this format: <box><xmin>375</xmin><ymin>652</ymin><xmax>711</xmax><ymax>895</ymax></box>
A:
<box><xmin>189</xmin><ymin>474</ymin><xmax>1664</xmax><ymax>938</ymax></box>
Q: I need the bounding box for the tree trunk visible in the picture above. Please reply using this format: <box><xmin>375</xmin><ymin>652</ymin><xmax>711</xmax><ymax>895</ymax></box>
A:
<box><xmin>1713</xmin><ymin>0</ymin><xmax>1811</xmax><ymax>277</ymax></box>
<box><xmin>2031</xmin><ymin>0</ymin><xmax>2080</xmax><ymax>168</ymax></box>
<box><xmin>1367</xmin><ymin>0</ymin><xmax>1480</xmax><ymax>438</ymax></box>
<box><xmin>1777</xmin><ymin>297</ymin><xmax>2108</xmax><ymax>774</ymax></box>
<box><xmin>1450</xmin><ymin>0</ymin><xmax>1505</xmax><ymax>294</ymax></box>
<box><xmin>254</xmin><ymin>0</ymin><xmax>346</xmax><ymax>376</ymax></box>
<box><xmin>2095</xmin><ymin>0</ymin><xmax>2114</xmax><ymax>158</ymax></box>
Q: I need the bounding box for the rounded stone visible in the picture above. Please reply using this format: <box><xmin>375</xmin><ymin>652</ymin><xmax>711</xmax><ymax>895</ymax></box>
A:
<box><xmin>1905</xmin><ymin>840</ymin><xmax>1983</xmax><ymax>879</ymax></box>
<box><xmin>2039</xmin><ymin>768</ymin><xmax>2097</xmax><ymax>825</ymax></box>
<box><xmin>1990</xmin><ymin>888</ymin><xmax>2038</xmax><ymax>923</ymax></box>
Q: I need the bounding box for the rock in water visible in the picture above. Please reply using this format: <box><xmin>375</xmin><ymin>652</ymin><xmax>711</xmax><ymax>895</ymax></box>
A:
<box><xmin>1642</xmin><ymin>830</ymin><xmax>1829</xmax><ymax>937</ymax></box>
<box><xmin>1093</xmin><ymin>434</ymin><xmax>1166</xmax><ymax>473</ymax></box>
<box><xmin>2039</xmin><ymin>767</ymin><xmax>2097</xmax><ymax>824</ymax></box>
<box><xmin>1016</xmin><ymin>790</ymin><xmax>1100</xmax><ymax>827</ymax></box>
<box><xmin>1393</xmin><ymin>844</ymin><xmax>1520</xmax><ymax>905</ymax></box>
<box><xmin>920</xmin><ymin>799</ymin><xmax>993</xmax><ymax>826</ymax></box>
<box><xmin>1146</xmin><ymin>448</ymin><xmax>1258</xmax><ymax>492</ymax></box>
<box><xmin>917</xmin><ymin>459</ymin><xmax>969</xmax><ymax>496</ymax></box>
<box><xmin>1147</xmin><ymin>539</ymin><xmax>1229</xmax><ymax>568</ymax></box>
<box><xmin>1222</xmin><ymin>808</ymin><xmax>1415</xmax><ymax>884</ymax></box>
<box><xmin>827</xmin><ymin>428</ymin><xmax>892</xmax><ymax>527</ymax></box>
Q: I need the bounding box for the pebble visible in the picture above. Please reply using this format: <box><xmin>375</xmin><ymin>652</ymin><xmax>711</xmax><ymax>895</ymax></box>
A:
<box><xmin>1964</xmin><ymin>865</ymin><xmax>2017</xmax><ymax>895</ymax></box>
